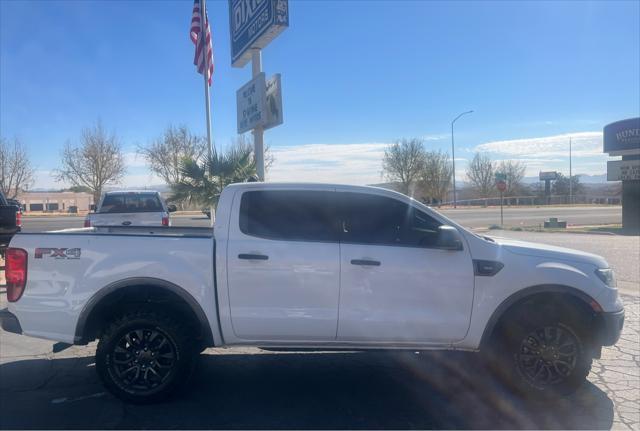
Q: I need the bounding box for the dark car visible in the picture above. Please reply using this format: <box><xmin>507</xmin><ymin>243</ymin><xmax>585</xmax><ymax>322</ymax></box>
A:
<box><xmin>0</xmin><ymin>191</ymin><xmax>21</xmax><ymax>253</ymax></box>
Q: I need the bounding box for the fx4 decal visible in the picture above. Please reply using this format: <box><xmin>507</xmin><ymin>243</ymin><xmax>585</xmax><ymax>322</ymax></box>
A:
<box><xmin>34</xmin><ymin>248</ymin><xmax>81</xmax><ymax>259</ymax></box>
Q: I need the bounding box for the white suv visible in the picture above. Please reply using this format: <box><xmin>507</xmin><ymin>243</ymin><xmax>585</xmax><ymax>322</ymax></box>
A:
<box><xmin>84</xmin><ymin>191</ymin><xmax>175</xmax><ymax>227</ymax></box>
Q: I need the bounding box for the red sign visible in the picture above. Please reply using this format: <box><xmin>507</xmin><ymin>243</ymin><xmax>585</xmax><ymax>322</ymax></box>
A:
<box><xmin>496</xmin><ymin>181</ymin><xmax>507</xmax><ymax>192</ymax></box>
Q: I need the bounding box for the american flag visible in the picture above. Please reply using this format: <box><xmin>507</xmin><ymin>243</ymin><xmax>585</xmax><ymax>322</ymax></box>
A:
<box><xmin>190</xmin><ymin>0</ymin><xmax>214</xmax><ymax>86</ymax></box>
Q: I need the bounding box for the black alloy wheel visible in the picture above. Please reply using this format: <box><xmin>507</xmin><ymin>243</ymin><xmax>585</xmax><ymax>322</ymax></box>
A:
<box><xmin>109</xmin><ymin>327</ymin><xmax>177</xmax><ymax>394</ymax></box>
<box><xmin>516</xmin><ymin>324</ymin><xmax>579</xmax><ymax>388</ymax></box>
<box><xmin>96</xmin><ymin>309</ymin><xmax>196</xmax><ymax>403</ymax></box>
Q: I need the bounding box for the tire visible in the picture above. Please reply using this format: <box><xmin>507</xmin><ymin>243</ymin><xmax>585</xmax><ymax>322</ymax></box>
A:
<box><xmin>490</xmin><ymin>302</ymin><xmax>592</xmax><ymax>397</ymax></box>
<box><xmin>95</xmin><ymin>308</ymin><xmax>197</xmax><ymax>404</ymax></box>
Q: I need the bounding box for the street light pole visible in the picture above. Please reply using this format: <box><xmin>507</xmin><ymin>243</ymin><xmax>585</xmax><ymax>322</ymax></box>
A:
<box><xmin>569</xmin><ymin>137</ymin><xmax>573</xmax><ymax>205</ymax></box>
<box><xmin>451</xmin><ymin>110</ymin><xmax>474</xmax><ymax>208</ymax></box>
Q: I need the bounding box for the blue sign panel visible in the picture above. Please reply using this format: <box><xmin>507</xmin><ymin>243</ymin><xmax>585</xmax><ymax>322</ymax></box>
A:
<box><xmin>229</xmin><ymin>0</ymin><xmax>289</xmax><ymax>68</ymax></box>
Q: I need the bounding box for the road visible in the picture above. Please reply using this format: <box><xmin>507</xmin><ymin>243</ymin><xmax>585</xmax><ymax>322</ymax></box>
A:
<box><xmin>19</xmin><ymin>206</ymin><xmax>622</xmax><ymax>232</ymax></box>
<box><xmin>439</xmin><ymin>205</ymin><xmax>621</xmax><ymax>229</ymax></box>
<box><xmin>1</xmin><ymin>231</ymin><xmax>638</xmax><ymax>429</ymax></box>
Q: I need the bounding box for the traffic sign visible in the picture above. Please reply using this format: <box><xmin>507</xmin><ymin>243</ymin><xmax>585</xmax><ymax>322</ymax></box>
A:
<box><xmin>496</xmin><ymin>181</ymin><xmax>507</xmax><ymax>192</ymax></box>
<box><xmin>229</xmin><ymin>0</ymin><xmax>289</xmax><ymax>68</ymax></box>
<box><xmin>494</xmin><ymin>172</ymin><xmax>507</xmax><ymax>182</ymax></box>
<box><xmin>236</xmin><ymin>73</ymin><xmax>267</xmax><ymax>134</ymax></box>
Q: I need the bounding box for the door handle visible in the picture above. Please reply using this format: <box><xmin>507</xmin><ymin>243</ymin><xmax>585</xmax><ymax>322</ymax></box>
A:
<box><xmin>122</xmin><ymin>221</ymin><xmax>131</xmax><ymax>226</ymax></box>
<box><xmin>238</xmin><ymin>253</ymin><xmax>269</xmax><ymax>260</ymax></box>
<box><xmin>350</xmin><ymin>259</ymin><xmax>381</xmax><ymax>266</ymax></box>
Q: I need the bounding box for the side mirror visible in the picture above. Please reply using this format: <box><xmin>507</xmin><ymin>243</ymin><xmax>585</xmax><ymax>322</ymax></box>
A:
<box><xmin>89</xmin><ymin>204</ymin><xmax>97</xmax><ymax>212</ymax></box>
<box><xmin>167</xmin><ymin>204</ymin><xmax>177</xmax><ymax>213</ymax></box>
<box><xmin>437</xmin><ymin>225</ymin><xmax>464</xmax><ymax>250</ymax></box>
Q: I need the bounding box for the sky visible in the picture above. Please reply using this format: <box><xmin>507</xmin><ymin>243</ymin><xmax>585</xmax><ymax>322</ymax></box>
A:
<box><xmin>1</xmin><ymin>0</ymin><xmax>639</xmax><ymax>189</ymax></box>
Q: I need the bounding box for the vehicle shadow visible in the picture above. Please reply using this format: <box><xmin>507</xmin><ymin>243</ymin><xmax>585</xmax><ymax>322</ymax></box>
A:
<box><xmin>0</xmin><ymin>350</ymin><xmax>614</xmax><ymax>429</ymax></box>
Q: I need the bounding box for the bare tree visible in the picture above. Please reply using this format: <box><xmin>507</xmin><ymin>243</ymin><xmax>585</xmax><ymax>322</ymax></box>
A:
<box><xmin>55</xmin><ymin>122</ymin><xmax>126</xmax><ymax>203</ymax></box>
<box><xmin>0</xmin><ymin>137</ymin><xmax>35</xmax><ymax>199</ymax></box>
<box><xmin>466</xmin><ymin>152</ymin><xmax>495</xmax><ymax>203</ymax></box>
<box><xmin>418</xmin><ymin>150</ymin><xmax>452</xmax><ymax>204</ymax></box>
<box><xmin>231</xmin><ymin>134</ymin><xmax>275</xmax><ymax>171</ymax></box>
<box><xmin>138</xmin><ymin>125</ymin><xmax>207</xmax><ymax>186</ymax></box>
<box><xmin>382</xmin><ymin>138</ymin><xmax>426</xmax><ymax>195</ymax></box>
<box><xmin>497</xmin><ymin>160</ymin><xmax>526</xmax><ymax>196</ymax></box>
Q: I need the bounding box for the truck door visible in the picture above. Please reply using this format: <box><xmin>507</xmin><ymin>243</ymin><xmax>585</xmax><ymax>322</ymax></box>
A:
<box><xmin>336</xmin><ymin>192</ymin><xmax>475</xmax><ymax>343</ymax></box>
<box><xmin>226</xmin><ymin>189</ymin><xmax>340</xmax><ymax>341</ymax></box>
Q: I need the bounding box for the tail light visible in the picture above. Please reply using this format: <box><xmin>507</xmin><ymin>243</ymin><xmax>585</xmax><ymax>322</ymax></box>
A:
<box><xmin>6</xmin><ymin>248</ymin><xmax>28</xmax><ymax>302</ymax></box>
<box><xmin>84</xmin><ymin>218</ymin><xmax>91</xmax><ymax>227</ymax></box>
<box><xmin>161</xmin><ymin>214</ymin><xmax>169</xmax><ymax>226</ymax></box>
<box><xmin>15</xmin><ymin>211</ymin><xmax>22</xmax><ymax>228</ymax></box>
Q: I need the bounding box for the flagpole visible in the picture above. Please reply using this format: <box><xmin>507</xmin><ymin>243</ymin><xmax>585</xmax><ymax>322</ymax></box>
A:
<box><xmin>200</xmin><ymin>0</ymin><xmax>215</xmax><ymax>223</ymax></box>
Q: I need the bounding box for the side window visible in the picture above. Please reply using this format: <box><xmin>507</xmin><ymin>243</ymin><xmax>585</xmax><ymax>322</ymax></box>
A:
<box><xmin>340</xmin><ymin>193</ymin><xmax>442</xmax><ymax>247</ymax></box>
<box><xmin>239</xmin><ymin>190</ymin><xmax>338</xmax><ymax>242</ymax></box>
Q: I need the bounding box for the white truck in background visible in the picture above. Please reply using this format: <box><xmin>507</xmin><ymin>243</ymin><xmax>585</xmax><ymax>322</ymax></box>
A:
<box><xmin>1</xmin><ymin>183</ymin><xmax>624</xmax><ymax>403</ymax></box>
<box><xmin>84</xmin><ymin>190</ymin><xmax>176</xmax><ymax>228</ymax></box>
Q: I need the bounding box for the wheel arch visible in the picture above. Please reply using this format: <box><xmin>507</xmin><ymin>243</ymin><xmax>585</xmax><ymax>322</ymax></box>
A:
<box><xmin>479</xmin><ymin>284</ymin><xmax>600</xmax><ymax>349</ymax></box>
<box><xmin>74</xmin><ymin>277</ymin><xmax>214</xmax><ymax>347</ymax></box>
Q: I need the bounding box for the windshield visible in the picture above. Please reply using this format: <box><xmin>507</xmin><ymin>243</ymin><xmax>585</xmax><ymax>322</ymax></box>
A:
<box><xmin>99</xmin><ymin>194</ymin><xmax>163</xmax><ymax>213</ymax></box>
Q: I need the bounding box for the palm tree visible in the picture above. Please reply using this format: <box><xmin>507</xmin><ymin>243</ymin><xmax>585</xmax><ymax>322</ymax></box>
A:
<box><xmin>170</xmin><ymin>144</ymin><xmax>256</xmax><ymax>209</ymax></box>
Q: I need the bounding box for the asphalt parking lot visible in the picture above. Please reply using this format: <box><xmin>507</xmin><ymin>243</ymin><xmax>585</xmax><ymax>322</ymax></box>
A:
<box><xmin>1</xmin><ymin>231</ymin><xmax>638</xmax><ymax>429</ymax></box>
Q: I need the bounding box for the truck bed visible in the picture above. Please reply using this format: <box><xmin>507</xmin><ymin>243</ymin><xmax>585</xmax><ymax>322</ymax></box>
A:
<box><xmin>6</xmin><ymin>224</ymin><xmax>217</xmax><ymax>344</ymax></box>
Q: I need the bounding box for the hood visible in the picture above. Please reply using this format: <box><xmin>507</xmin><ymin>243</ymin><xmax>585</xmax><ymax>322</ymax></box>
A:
<box><xmin>492</xmin><ymin>237</ymin><xmax>608</xmax><ymax>268</ymax></box>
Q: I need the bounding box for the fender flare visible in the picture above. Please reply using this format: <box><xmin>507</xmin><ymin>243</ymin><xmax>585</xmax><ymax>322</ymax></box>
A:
<box><xmin>479</xmin><ymin>284</ymin><xmax>599</xmax><ymax>348</ymax></box>
<box><xmin>74</xmin><ymin>277</ymin><xmax>214</xmax><ymax>346</ymax></box>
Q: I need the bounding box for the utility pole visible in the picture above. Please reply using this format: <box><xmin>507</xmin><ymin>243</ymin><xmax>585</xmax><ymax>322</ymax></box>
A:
<box><xmin>450</xmin><ymin>110</ymin><xmax>474</xmax><ymax>208</ymax></box>
<box><xmin>569</xmin><ymin>137</ymin><xmax>573</xmax><ymax>205</ymax></box>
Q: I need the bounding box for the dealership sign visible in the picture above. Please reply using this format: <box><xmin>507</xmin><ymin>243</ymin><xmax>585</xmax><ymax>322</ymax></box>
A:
<box><xmin>236</xmin><ymin>73</ymin><xmax>267</xmax><ymax>134</ymax></box>
<box><xmin>607</xmin><ymin>159</ymin><xmax>640</xmax><ymax>181</ymax></box>
<box><xmin>603</xmin><ymin>117</ymin><xmax>640</xmax><ymax>156</ymax></box>
<box><xmin>264</xmin><ymin>73</ymin><xmax>283</xmax><ymax>130</ymax></box>
<box><xmin>539</xmin><ymin>171</ymin><xmax>558</xmax><ymax>181</ymax></box>
<box><xmin>229</xmin><ymin>0</ymin><xmax>289</xmax><ymax>68</ymax></box>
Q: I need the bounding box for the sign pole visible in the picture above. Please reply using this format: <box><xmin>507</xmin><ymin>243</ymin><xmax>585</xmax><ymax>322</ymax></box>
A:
<box><xmin>251</xmin><ymin>48</ymin><xmax>265</xmax><ymax>181</ymax></box>
<box><xmin>500</xmin><ymin>190</ymin><xmax>504</xmax><ymax>227</ymax></box>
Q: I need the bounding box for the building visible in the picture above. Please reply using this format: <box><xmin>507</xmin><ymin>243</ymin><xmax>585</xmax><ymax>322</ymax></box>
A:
<box><xmin>16</xmin><ymin>191</ymin><xmax>94</xmax><ymax>213</ymax></box>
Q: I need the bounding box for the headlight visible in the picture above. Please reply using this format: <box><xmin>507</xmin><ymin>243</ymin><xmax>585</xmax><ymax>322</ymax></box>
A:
<box><xmin>595</xmin><ymin>268</ymin><xmax>616</xmax><ymax>288</ymax></box>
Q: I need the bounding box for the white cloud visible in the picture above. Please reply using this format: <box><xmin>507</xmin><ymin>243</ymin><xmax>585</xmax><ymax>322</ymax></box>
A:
<box><xmin>268</xmin><ymin>143</ymin><xmax>387</xmax><ymax>185</ymax></box>
<box><xmin>423</xmin><ymin>133</ymin><xmax>448</xmax><ymax>141</ymax></box>
<box><xmin>31</xmin><ymin>167</ymin><xmax>163</xmax><ymax>190</ymax></box>
<box><xmin>474</xmin><ymin>131</ymin><xmax>604</xmax><ymax>158</ymax></box>
<box><xmin>120</xmin><ymin>172</ymin><xmax>163</xmax><ymax>187</ymax></box>
<box><xmin>122</xmin><ymin>151</ymin><xmax>147</xmax><ymax>168</ymax></box>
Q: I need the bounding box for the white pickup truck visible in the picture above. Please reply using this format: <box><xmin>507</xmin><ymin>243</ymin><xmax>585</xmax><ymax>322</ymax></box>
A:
<box><xmin>84</xmin><ymin>190</ymin><xmax>176</xmax><ymax>228</ymax></box>
<box><xmin>1</xmin><ymin>183</ymin><xmax>624</xmax><ymax>403</ymax></box>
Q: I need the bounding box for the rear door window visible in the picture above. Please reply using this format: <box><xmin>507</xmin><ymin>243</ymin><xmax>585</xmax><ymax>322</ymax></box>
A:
<box><xmin>99</xmin><ymin>194</ymin><xmax>163</xmax><ymax>213</ymax></box>
<box><xmin>239</xmin><ymin>190</ymin><xmax>338</xmax><ymax>242</ymax></box>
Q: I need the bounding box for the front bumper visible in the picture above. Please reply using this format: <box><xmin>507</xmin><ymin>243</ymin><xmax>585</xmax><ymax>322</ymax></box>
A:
<box><xmin>598</xmin><ymin>309</ymin><xmax>625</xmax><ymax>346</ymax></box>
<box><xmin>0</xmin><ymin>309</ymin><xmax>22</xmax><ymax>334</ymax></box>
